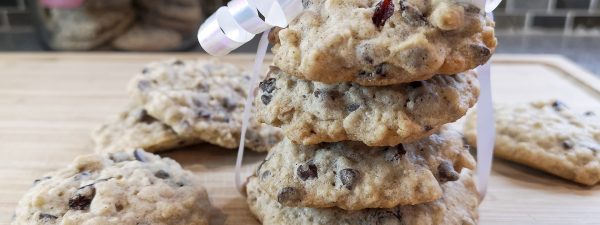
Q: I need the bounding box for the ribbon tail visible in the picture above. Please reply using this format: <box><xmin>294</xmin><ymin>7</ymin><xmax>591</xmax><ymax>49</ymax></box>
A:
<box><xmin>235</xmin><ymin>31</ymin><xmax>272</xmax><ymax>193</ymax></box>
<box><xmin>476</xmin><ymin>60</ymin><xmax>495</xmax><ymax>201</ymax></box>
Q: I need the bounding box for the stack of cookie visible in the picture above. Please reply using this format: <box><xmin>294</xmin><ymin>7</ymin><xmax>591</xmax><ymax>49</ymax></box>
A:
<box><xmin>246</xmin><ymin>0</ymin><xmax>497</xmax><ymax>224</ymax></box>
<box><xmin>92</xmin><ymin>59</ymin><xmax>282</xmax><ymax>154</ymax></box>
<box><xmin>41</xmin><ymin>0</ymin><xmax>135</xmax><ymax>50</ymax></box>
<box><xmin>38</xmin><ymin>0</ymin><xmax>210</xmax><ymax>51</ymax></box>
<box><xmin>113</xmin><ymin>0</ymin><xmax>204</xmax><ymax>51</ymax></box>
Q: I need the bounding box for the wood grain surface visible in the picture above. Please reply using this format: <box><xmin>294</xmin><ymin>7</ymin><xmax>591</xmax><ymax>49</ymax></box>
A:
<box><xmin>0</xmin><ymin>53</ymin><xmax>599</xmax><ymax>225</ymax></box>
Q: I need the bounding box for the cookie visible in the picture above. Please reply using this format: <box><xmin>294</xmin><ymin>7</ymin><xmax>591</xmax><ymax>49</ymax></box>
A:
<box><xmin>92</xmin><ymin>105</ymin><xmax>201</xmax><ymax>153</ymax></box>
<box><xmin>12</xmin><ymin>149</ymin><xmax>211</xmax><ymax>225</ymax></box>
<box><xmin>112</xmin><ymin>25</ymin><xmax>183</xmax><ymax>51</ymax></box>
<box><xmin>270</xmin><ymin>0</ymin><xmax>496</xmax><ymax>86</ymax></box>
<box><xmin>246</xmin><ymin>170</ymin><xmax>479</xmax><ymax>225</ymax></box>
<box><xmin>138</xmin><ymin>0</ymin><xmax>202</xmax><ymax>23</ymax></box>
<box><xmin>128</xmin><ymin>59</ymin><xmax>283</xmax><ymax>152</ymax></box>
<box><xmin>255</xmin><ymin>67</ymin><xmax>479</xmax><ymax>146</ymax></box>
<box><xmin>256</xmin><ymin>127</ymin><xmax>475</xmax><ymax>210</ymax></box>
<box><xmin>464</xmin><ymin>100</ymin><xmax>600</xmax><ymax>186</ymax></box>
<box><xmin>141</xmin><ymin>12</ymin><xmax>200</xmax><ymax>35</ymax></box>
<box><xmin>45</xmin><ymin>7</ymin><xmax>134</xmax><ymax>50</ymax></box>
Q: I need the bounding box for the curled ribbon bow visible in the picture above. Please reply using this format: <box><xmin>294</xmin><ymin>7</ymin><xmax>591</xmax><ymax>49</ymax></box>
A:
<box><xmin>197</xmin><ymin>0</ymin><xmax>501</xmax><ymax>199</ymax></box>
<box><xmin>198</xmin><ymin>0</ymin><xmax>303</xmax><ymax>56</ymax></box>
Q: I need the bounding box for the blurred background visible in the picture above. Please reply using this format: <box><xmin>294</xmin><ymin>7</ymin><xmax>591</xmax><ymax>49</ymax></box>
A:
<box><xmin>0</xmin><ymin>0</ymin><xmax>598</xmax><ymax>74</ymax></box>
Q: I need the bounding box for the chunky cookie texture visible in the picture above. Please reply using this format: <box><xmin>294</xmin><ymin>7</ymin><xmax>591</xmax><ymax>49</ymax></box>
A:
<box><xmin>12</xmin><ymin>150</ymin><xmax>211</xmax><ymax>225</ymax></box>
<box><xmin>465</xmin><ymin>100</ymin><xmax>600</xmax><ymax>186</ymax></box>
<box><xmin>256</xmin><ymin>127</ymin><xmax>475</xmax><ymax>210</ymax></box>
<box><xmin>92</xmin><ymin>105</ymin><xmax>201</xmax><ymax>153</ymax></box>
<box><xmin>246</xmin><ymin>170</ymin><xmax>479</xmax><ymax>225</ymax></box>
<box><xmin>128</xmin><ymin>59</ymin><xmax>283</xmax><ymax>152</ymax></box>
<box><xmin>271</xmin><ymin>0</ymin><xmax>497</xmax><ymax>86</ymax></box>
<box><xmin>255</xmin><ymin>67</ymin><xmax>479</xmax><ymax>146</ymax></box>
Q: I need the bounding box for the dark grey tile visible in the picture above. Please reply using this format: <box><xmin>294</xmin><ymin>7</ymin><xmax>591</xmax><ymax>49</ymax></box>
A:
<box><xmin>7</xmin><ymin>10</ymin><xmax>33</xmax><ymax>27</ymax></box>
<box><xmin>513</xmin><ymin>0</ymin><xmax>549</xmax><ymax>11</ymax></box>
<box><xmin>532</xmin><ymin>15</ymin><xmax>566</xmax><ymax>29</ymax></box>
<box><xmin>496</xmin><ymin>0</ymin><xmax>507</xmax><ymax>9</ymax></box>
<box><xmin>0</xmin><ymin>10</ymin><xmax>6</xmax><ymax>27</ymax></box>
<box><xmin>0</xmin><ymin>0</ymin><xmax>18</xmax><ymax>8</ymax></box>
<box><xmin>556</xmin><ymin>0</ymin><xmax>590</xmax><ymax>9</ymax></box>
<box><xmin>494</xmin><ymin>14</ymin><xmax>526</xmax><ymax>29</ymax></box>
<box><xmin>0</xmin><ymin>31</ymin><xmax>43</xmax><ymax>51</ymax></box>
<box><xmin>573</xmin><ymin>16</ymin><xmax>600</xmax><ymax>29</ymax></box>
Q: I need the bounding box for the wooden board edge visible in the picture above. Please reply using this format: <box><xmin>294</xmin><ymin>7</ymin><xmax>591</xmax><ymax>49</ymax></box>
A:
<box><xmin>492</xmin><ymin>54</ymin><xmax>600</xmax><ymax>96</ymax></box>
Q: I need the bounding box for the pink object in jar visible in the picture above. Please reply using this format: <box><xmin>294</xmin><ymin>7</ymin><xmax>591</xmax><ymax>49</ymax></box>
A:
<box><xmin>40</xmin><ymin>0</ymin><xmax>85</xmax><ymax>9</ymax></box>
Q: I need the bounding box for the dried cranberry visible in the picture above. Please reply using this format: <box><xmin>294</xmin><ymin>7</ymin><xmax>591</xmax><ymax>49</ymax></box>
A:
<box><xmin>372</xmin><ymin>0</ymin><xmax>395</xmax><ymax>28</ymax></box>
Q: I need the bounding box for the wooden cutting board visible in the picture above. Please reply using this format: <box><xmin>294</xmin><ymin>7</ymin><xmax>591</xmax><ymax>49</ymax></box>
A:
<box><xmin>0</xmin><ymin>53</ymin><xmax>599</xmax><ymax>225</ymax></box>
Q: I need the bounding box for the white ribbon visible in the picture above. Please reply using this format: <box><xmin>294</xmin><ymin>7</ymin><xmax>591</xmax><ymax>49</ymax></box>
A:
<box><xmin>197</xmin><ymin>0</ymin><xmax>501</xmax><ymax>195</ymax></box>
<box><xmin>198</xmin><ymin>0</ymin><xmax>303</xmax><ymax>56</ymax></box>
<box><xmin>476</xmin><ymin>53</ymin><xmax>495</xmax><ymax>200</ymax></box>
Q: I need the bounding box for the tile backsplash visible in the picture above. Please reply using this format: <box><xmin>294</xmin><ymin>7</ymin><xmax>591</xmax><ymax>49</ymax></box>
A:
<box><xmin>0</xmin><ymin>0</ymin><xmax>598</xmax><ymax>34</ymax></box>
<box><xmin>0</xmin><ymin>0</ymin><xmax>31</xmax><ymax>32</ymax></box>
<box><xmin>495</xmin><ymin>0</ymin><xmax>600</xmax><ymax>34</ymax></box>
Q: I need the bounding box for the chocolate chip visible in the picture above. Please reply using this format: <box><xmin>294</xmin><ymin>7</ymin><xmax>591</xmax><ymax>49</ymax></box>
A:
<box><xmin>141</xmin><ymin>68</ymin><xmax>150</xmax><ymax>74</ymax></box>
<box><xmin>552</xmin><ymin>100</ymin><xmax>567</xmax><ymax>111</ymax></box>
<box><xmin>261</xmin><ymin>170</ymin><xmax>271</xmax><ymax>180</ymax></box>
<box><xmin>38</xmin><ymin>213</ymin><xmax>58</xmax><ymax>221</ymax></box>
<box><xmin>372</xmin><ymin>0</ymin><xmax>395</xmax><ymax>28</ymax></box>
<box><xmin>313</xmin><ymin>89</ymin><xmax>322</xmax><ymax>98</ymax></box>
<box><xmin>137</xmin><ymin>109</ymin><xmax>155</xmax><ymax>124</ymax></box>
<box><xmin>69</xmin><ymin>184</ymin><xmax>96</xmax><ymax>210</ymax></box>
<box><xmin>137</xmin><ymin>80</ymin><xmax>151</xmax><ymax>91</ymax></box>
<box><xmin>585</xmin><ymin>111</ymin><xmax>595</xmax><ymax>116</ymax></box>
<box><xmin>261</xmin><ymin>95</ymin><xmax>272</xmax><ymax>105</ymax></box>
<box><xmin>115</xmin><ymin>203</ymin><xmax>124</xmax><ymax>212</ymax></box>
<box><xmin>437</xmin><ymin>161</ymin><xmax>459</xmax><ymax>182</ymax></box>
<box><xmin>326</xmin><ymin>90</ymin><xmax>343</xmax><ymax>101</ymax></box>
<box><xmin>399</xmin><ymin>1</ymin><xmax>428</xmax><ymax>26</ymax></box>
<box><xmin>374</xmin><ymin>64</ymin><xmax>388</xmax><ymax>77</ymax></box>
<box><xmin>302</xmin><ymin>0</ymin><xmax>311</xmax><ymax>8</ymax></box>
<box><xmin>154</xmin><ymin>170</ymin><xmax>170</xmax><ymax>179</ymax></box>
<box><xmin>133</xmin><ymin>149</ymin><xmax>146</xmax><ymax>162</ymax></box>
<box><xmin>198</xmin><ymin>110</ymin><xmax>211</xmax><ymax>119</ymax></box>
<box><xmin>297</xmin><ymin>161</ymin><xmax>318</xmax><ymax>181</ymax></box>
<box><xmin>259</xmin><ymin>78</ymin><xmax>277</xmax><ymax>94</ymax></box>
<box><xmin>469</xmin><ymin>44</ymin><xmax>492</xmax><ymax>65</ymax></box>
<box><xmin>339</xmin><ymin>169</ymin><xmax>360</xmax><ymax>190</ymax></box>
<box><xmin>562</xmin><ymin>140</ymin><xmax>574</xmax><ymax>150</ymax></box>
<box><xmin>357</xmin><ymin>70</ymin><xmax>370</xmax><ymax>78</ymax></box>
<box><xmin>173</xmin><ymin>60</ymin><xmax>184</xmax><ymax>65</ymax></box>
<box><xmin>384</xmin><ymin>145</ymin><xmax>407</xmax><ymax>161</ymax></box>
<box><xmin>376</xmin><ymin>210</ymin><xmax>402</xmax><ymax>224</ymax></box>
<box><xmin>277</xmin><ymin>187</ymin><xmax>302</xmax><ymax>204</ymax></box>
<box><xmin>408</xmin><ymin>81</ymin><xmax>423</xmax><ymax>88</ymax></box>
<box><xmin>347</xmin><ymin>104</ymin><xmax>360</xmax><ymax>112</ymax></box>
<box><xmin>33</xmin><ymin>176</ymin><xmax>52</xmax><ymax>185</ymax></box>
<box><xmin>424</xmin><ymin>125</ymin><xmax>433</xmax><ymax>132</ymax></box>
<box><xmin>222</xmin><ymin>98</ymin><xmax>238</xmax><ymax>111</ymax></box>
